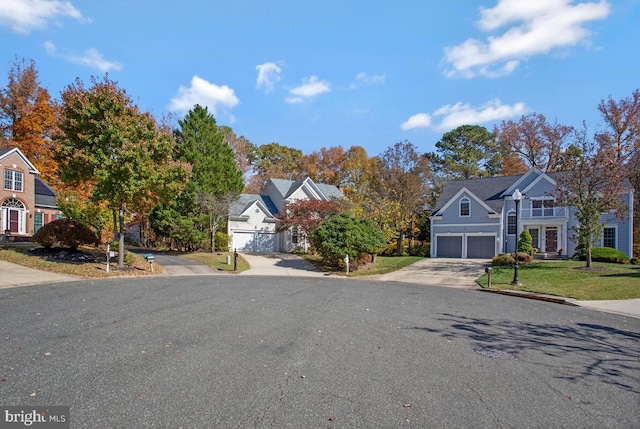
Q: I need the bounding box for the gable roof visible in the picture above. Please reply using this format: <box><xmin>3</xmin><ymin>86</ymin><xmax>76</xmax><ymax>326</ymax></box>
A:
<box><xmin>433</xmin><ymin>174</ymin><xmax>520</xmax><ymax>215</ymax></box>
<box><xmin>229</xmin><ymin>194</ymin><xmax>278</xmax><ymax>217</ymax></box>
<box><xmin>0</xmin><ymin>147</ymin><xmax>40</xmax><ymax>174</ymax></box>
<box><xmin>268</xmin><ymin>177</ymin><xmax>344</xmax><ymax>200</ymax></box>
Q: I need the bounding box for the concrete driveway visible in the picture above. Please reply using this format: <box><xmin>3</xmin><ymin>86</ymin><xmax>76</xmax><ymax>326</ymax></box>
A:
<box><xmin>239</xmin><ymin>252</ymin><xmax>328</xmax><ymax>277</ymax></box>
<box><xmin>377</xmin><ymin>257</ymin><xmax>489</xmax><ymax>288</ymax></box>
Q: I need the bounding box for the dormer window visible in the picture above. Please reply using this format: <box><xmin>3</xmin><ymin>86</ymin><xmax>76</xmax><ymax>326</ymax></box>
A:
<box><xmin>459</xmin><ymin>197</ymin><xmax>470</xmax><ymax>217</ymax></box>
<box><xmin>4</xmin><ymin>169</ymin><xmax>23</xmax><ymax>192</ymax></box>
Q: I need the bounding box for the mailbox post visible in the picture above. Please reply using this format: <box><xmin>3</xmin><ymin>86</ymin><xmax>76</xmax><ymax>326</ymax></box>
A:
<box><xmin>484</xmin><ymin>266</ymin><xmax>493</xmax><ymax>288</ymax></box>
<box><xmin>106</xmin><ymin>244</ymin><xmax>115</xmax><ymax>272</ymax></box>
<box><xmin>144</xmin><ymin>254</ymin><xmax>155</xmax><ymax>272</ymax></box>
<box><xmin>233</xmin><ymin>249</ymin><xmax>238</xmax><ymax>271</ymax></box>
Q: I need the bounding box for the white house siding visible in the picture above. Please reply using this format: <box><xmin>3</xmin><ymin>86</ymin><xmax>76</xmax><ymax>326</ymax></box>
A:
<box><xmin>228</xmin><ymin>201</ymin><xmax>278</xmax><ymax>252</ymax></box>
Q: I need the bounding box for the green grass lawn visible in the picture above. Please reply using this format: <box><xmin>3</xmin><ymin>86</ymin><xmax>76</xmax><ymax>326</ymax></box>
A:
<box><xmin>477</xmin><ymin>260</ymin><xmax>640</xmax><ymax>300</ymax></box>
<box><xmin>301</xmin><ymin>254</ymin><xmax>423</xmax><ymax>276</ymax></box>
<box><xmin>180</xmin><ymin>252</ymin><xmax>250</xmax><ymax>273</ymax></box>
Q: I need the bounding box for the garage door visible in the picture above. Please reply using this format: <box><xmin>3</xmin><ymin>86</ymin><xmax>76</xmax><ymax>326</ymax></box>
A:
<box><xmin>254</xmin><ymin>233</ymin><xmax>277</xmax><ymax>252</ymax></box>
<box><xmin>437</xmin><ymin>236</ymin><xmax>462</xmax><ymax>258</ymax></box>
<box><xmin>467</xmin><ymin>236</ymin><xmax>495</xmax><ymax>259</ymax></box>
<box><xmin>233</xmin><ymin>232</ymin><xmax>255</xmax><ymax>251</ymax></box>
<box><xmin>233</xmin><ymin>232</ymin><xmax>278</xmax><ymax>252</ymax></box>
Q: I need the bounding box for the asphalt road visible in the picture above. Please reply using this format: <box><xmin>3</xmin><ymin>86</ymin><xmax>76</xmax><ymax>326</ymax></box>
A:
<box><xmin>1</xmin><ymin>276</ymin><xmax>638</xmax><ymax>428</ymax></box>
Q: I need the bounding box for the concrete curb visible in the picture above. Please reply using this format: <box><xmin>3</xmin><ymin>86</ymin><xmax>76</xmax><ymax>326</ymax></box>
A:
<box><xmin>478</xmin><ymin>288</ymin><xmax>579</xmax><ymax>306</ymax></box>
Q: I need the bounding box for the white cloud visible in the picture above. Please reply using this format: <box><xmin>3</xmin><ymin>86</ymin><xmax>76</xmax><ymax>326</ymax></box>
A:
<box><xmin>255</xmin><ymin>62</ymin><xmax>282</xmax><ymax>93</ymax></box>
<box><xmin>168</xmin><ymin>75</ymin><xmax>240</xmax><ymax>115</ymax></box>
<box><xmin>401</xmin><ymin>113</ymin><xmax>432</xmax><ymax>131</ymax></box>
<box><xmin>443</xmin><ymin>0</ymin><xmax>611</xmax><ymax>78</ymax></box>
<box><xmin>44</xmin><ymin>41</ymin><xmax>122</xmax><ymax>72</ymax></box>
<box><xmin>286</xmin><ymin>75</ymin><xmax>330</xmax><ymax>103</ymax></box>
<box><xmin>433</xmin><ymin>99</ymin><xmax>526</xmax><ymax>130</ymax></box>
<box><xmin>0</xmin><ymin>0</ymin><xmax>87</xmax><ymax>34</ymax></box>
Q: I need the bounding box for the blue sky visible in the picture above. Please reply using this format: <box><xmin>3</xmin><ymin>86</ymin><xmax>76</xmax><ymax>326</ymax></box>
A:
<box><xmin>1</xmin><ymin>0</ymin><xmax>638</xmax><ymax>156</ymax></box>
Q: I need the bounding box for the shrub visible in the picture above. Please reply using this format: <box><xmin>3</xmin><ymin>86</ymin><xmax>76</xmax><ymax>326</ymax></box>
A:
<box><xmin>512</xmin><ymin>251</ymin><xmax>533</xmax><ymax>264</ymax></box>
<box><xmin>32</xmin><ymin>219</ymin><xmax>99</xmax><ymax>250</ymax></box>
<box><xmin>517</xmin><ymin>230</ymin><xmax>534</xmax><ymax>256</ymax></box>
<box><xmin>492</xmin><ymin>254</ymin><xmax>514</xmax><ymax>266</ymax></box>
<box><xmin>588</xmin><ymin>247</ymin><xmax>629</xmax><ymax>264</ymax></box>
<box><xmin>630</xmin><ymin>257</ymin><xmax>638</xmax><ymax>265</ymax></box>
<box><xmin>215</xmin><ymin>231</ymin><xmax>229</xmax><ymax>252</ymax></box>
<box><xmin>409</xmin><ymin>243</ymin><xmax>430</xmax><ymax>257</ymax></box>
<box><xmin>311</xmin><ymin>213</ymin><xmax>386</xmax><ymax>269</ymax></box>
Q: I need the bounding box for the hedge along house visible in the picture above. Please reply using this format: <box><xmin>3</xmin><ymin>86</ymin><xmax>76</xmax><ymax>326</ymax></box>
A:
<box><xmin>430</xmin><ymin>168</ymin><xmax>634</xmax><ymax>259</ymax></box>
<box><xmin>0</xmin><ymin>147</ymin><xmax>61</xmax><ymax>238</ymax></box>
<box><xmin>228</xmin><ymin>177</ymin><xmax>344</xmax><ymax>252</ymax></box>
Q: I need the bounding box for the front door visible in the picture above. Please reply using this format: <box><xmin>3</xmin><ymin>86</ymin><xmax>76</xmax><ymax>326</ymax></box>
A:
<box><xmin>545</xmin><ymin>227</ymin><xmax>557</xmax><ymax>252</ymax></box>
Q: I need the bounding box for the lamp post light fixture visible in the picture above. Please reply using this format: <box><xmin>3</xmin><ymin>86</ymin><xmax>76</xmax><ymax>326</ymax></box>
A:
<box><xmin>511</xmin><ymin>189</ymin><xmax>522</xmax><ymax>286</ymax></box>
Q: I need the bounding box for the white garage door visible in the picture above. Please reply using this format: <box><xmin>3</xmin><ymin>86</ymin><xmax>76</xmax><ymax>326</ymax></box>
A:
<box><xmin>233</xmin><ymin>232</ymin><xmax>255</xmax><ymax>252</ymax></box>
<box><xmin>232</xmin><ymin>232</ymin><xmax>278</xmax><ymax>252</ymax></box>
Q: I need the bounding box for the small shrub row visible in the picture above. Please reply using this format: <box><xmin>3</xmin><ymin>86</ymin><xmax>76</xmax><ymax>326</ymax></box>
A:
<box><xmin>492</xmin><ymin>252</ymin><xmax>533</xmax><ymax>266</ymax></box>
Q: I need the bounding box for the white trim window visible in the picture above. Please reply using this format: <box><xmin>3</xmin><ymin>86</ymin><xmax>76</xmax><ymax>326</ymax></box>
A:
<box><xmin>507</xmin><ymin>210</ymin><xmax>516</xmax><ymax>235</ymax></box>
<box><xmin>459</xmin><ymin>197</ymin><xmax>470</xmax><ymax>217</ymax></box>
<box><xmin>602</xmin><ymin>227</ymin><xmax>616</xmax><ymax>249</ymax></box>
<box><xmin>4</xmin><ymin>169</ymin><xmax>23</xmax><ymax>192</ymax></box>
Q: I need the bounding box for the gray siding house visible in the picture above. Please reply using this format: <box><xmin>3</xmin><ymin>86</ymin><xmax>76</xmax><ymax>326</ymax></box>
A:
<box><xmin>430</xmin><ymin>169</ymin><xmax>634</xmax><ymax>259</ymax></box>
<box><xmin>228</xmin><ymin>177</ymin><xmax>344</xmax><ymax>252</ymax></box>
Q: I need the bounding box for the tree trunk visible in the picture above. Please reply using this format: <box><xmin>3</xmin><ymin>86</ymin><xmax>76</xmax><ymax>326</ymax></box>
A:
<box><xmin>586</xmin><ymin>246</ymin><xmax>592</xmax><ymax>268</ymax></box>
<box><xmin>118</xmin><ymin>204</ymin><xmax>125</xmax><ymax>268</ymax></box>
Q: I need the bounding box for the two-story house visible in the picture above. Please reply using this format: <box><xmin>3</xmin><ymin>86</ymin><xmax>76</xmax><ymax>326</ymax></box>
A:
<box><xmin>430</xmin><ymin>169</ymin><xmax>634</xmax><ymax>259</ymax></box>
<box><xmin>228</xmin><ymin>177</ymin><xmax>344</xmax><ymax>252</ymax></box>
<box><xmin>1</xmin><ymin>148</ymin><xmax>61</xmax><ymax>238</ymax></box>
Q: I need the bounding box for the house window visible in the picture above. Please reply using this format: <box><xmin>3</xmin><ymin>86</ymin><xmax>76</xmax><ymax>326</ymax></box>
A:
<box><xmin>603</xmin><ymin>227</ymin><xmax>616</xmax><ymax>248</ymax></box>
<box><xmin>507</xmin><ymin>210</ymin><xmax>516</xmax><ymax>235</ymax></box>
<box><xmin>292</xmin><ymin>227</ymin><xmax>299</xmax><ymax>244</ymax></box>
<box><xmin>459</xmin><ymin>197</ymin><xmax>470</xmax><ymax>217</ymax></box>
<box><xmin>528</xmin><ymin>228</ymin><xmax>539</xmax><ymax>250</ymax></box>
<box><xmin>34</xmin><ymin>212</ymin><xmax>43</xmax><ymax>233</ymax></box>
<box><xmin>532</xmin><ymin>199</ymin><xmax>555</xmax><ymax>217</ymax></box>
<box><xmin>4</xmin><ymin>169</ymin><xmax>23</xmax><ymax>192</ymax></box>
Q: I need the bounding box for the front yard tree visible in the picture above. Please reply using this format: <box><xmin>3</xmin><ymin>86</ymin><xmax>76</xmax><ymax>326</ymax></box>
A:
<box><xmin>311</xmin><ymin>213</ymin><xmax>385</xmax><ymax>269</ymax></box>
<box><xmin>552</xmin><ymin>126</ymin><xmax>627</xmax><ymax>267</ymax></box>
<box><xmin>56</xmin><ymin>75</ymin><xmax>189</xmax><ymax>268</ymax></box>
<box><xmin>275</xmin><ymin>198</ymin><xmax>349</xmax><ymax>251</ymax></box>
<box><xmin>177</xmin><ymin>105</ymin><xmax>244</xmax><ymax>251</ymax></box>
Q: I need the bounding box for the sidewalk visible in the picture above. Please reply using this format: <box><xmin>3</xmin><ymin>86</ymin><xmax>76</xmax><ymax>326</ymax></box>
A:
<box><xmin>0</xmin><ymin>259</ymin><xmax>77</xmax><ymax>289</ymax></box>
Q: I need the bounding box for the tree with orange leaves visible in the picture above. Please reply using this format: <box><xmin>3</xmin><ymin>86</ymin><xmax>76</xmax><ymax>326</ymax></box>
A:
<box><xmin>0</xmin><ymin>58</ymin><xmax>60</xmax><ymax>188</ymax></box>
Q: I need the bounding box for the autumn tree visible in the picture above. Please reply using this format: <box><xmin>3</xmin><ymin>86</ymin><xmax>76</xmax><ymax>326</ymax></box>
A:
<box><xmin>274</xmin><ymin>198</ymin><xmax>350</xmax><ymax>251</ymax></box>
<box><xmin>0</xmin><ymin>58</ymin><xmax>60</xmax><ymax>187</ymax></box>
<box><xmin>301</xmin><ymin>146</ymin><xmax>348</xmax><ymax>186</ymax></box>
<box><xmin>428</xmin><ymin>125</ymin><xmax>500</xmax><ymax>179</ymax></box>
<box><xmin>245</xmin><ymin>142</ymin><xmax>304</xmax><ymax>193</ymax></box>
<box><xmin>374</xmin><ymin>140</ymin><xmax>431</xmax><ymax>253</ymax></box>
<box><xmin>552</xmin><ymin>126</ymin><xmax>628</xmax><ymax>267</ymax></box>
<box><xmin>55</xmin><ymin>75</ymin><xmax>189</xmax><ymax>268</ymax></box>
<box><xmin>219</xmin><ymin>125</ymin><xmax>257</xmax><ymax>182</ymax></box>
<box><xmin>495</xmin><ymin>113</ymin><xmax>574</xmax><ymax>173</ymax></box>
<box><xmin>596</xmin><ymin>89</ymin><xmax>640</xmax><ymax>257</ymax></box>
